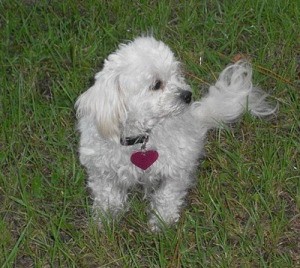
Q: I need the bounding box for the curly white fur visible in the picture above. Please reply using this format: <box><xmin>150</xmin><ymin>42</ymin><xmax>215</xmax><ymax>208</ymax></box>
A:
<box><xmin>75</xmin><ymin>36</ymin><xmax>276</xmax><ymax>231</ymax></box>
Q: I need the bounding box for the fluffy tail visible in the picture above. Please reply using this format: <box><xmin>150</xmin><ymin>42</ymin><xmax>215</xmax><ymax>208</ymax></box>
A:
<box><xmin>192</xmin><ymin>60</ymin><xmax>277</xmax><ymax>129</ymax></box>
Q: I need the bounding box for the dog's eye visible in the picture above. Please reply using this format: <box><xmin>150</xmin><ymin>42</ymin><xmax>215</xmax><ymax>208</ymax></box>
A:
<box><xmin>152</xmin><ymin>80</ymin><xmax>163</xmax><ymax>90</ymax></box>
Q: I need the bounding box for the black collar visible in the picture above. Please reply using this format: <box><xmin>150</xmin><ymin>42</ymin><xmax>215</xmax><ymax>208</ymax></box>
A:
<box><xmin>120</xmin><ymin>134</ymin><xmax>149</xmax><ymax>146</ymax></box>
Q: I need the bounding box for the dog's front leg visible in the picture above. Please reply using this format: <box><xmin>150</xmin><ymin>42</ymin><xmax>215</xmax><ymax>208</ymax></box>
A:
<box><xmin>148</xmin><ymin>179</ymin><xmax>189</xmax><ymax>231</ymax></box>
<box><xmin>88</xmin><ymin>177</ymin><xmax>128</xmax><ymax>228</ymax></box>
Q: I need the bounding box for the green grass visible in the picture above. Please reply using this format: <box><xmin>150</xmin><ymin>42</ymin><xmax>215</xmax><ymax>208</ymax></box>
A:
<box><xmin>0</xmin><ymin>0</ymin><xmax>299</xmax><ymax>267</ymax></box>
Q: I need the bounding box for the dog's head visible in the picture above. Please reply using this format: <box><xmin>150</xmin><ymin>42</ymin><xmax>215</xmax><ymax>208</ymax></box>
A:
<box><xmin>75</xmin><ymin>36</ymin><xmax>192</xmax><ymax>141</ymax></box>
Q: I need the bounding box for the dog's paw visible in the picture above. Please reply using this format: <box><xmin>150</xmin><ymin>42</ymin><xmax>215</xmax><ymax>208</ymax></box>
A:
<box><xmin>148</xmin><ymin>217</ymin><xmax>163</xmax><ymax>232</ymax></box>
<box><xmin>148</xmin><ymin>212</ymin><xmax>180</xmax><ymax>232</ymax></box>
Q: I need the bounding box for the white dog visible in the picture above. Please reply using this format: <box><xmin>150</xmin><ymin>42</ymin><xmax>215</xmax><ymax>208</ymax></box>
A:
<box><xmin>75</xmin><ymin>36</ymin><xmax>276</xmax><ymax>231</ymax></box>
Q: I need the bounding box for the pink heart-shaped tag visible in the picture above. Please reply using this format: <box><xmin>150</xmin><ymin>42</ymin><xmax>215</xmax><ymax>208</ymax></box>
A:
<box><xmin>130</xmin><ymin>150</ymin><xmax>159</xmax><ymax>170</ymax></box>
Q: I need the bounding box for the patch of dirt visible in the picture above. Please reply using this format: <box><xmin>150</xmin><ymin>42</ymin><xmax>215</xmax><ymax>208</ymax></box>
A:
<box><xmin>36</xmin><ymin>72</ymin><xmax>53</xmax><ymax>101</ymax></box>
<box><xmin>277</xmin><ymin>191</ymin><xmax>300</xmax><ymax>265</ymax></box>
<box><xmin>14</xmin><ymin>255</ymin><xmax>34</xmax><ymax>268</ymax></box>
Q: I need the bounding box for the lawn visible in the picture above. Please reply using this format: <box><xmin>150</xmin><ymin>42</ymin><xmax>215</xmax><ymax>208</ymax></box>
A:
<box><xmin>0</xmin><ymin>0</ymin><xmax>299</xmax><ymax>267</ymax></box>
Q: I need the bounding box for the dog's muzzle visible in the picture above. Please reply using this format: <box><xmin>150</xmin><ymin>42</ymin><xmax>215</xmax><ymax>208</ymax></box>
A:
<box><xmin>180</xmin><ymin>90</ymin><xmax>192</xmax><ymax>104</ymax></box>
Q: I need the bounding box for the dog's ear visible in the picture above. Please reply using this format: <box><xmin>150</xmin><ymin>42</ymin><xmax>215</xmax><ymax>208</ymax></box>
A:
<box><xmin>75</xmin><ymin>69</ymin><xmax>126</xmax><ymax>141</ymax></box>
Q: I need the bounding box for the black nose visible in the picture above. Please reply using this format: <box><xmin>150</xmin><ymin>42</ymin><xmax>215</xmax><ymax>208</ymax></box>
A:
<box><xmin>180</xmin><ymin>90</ymin><xmax>192</xmax><ymax>104</ymax></box>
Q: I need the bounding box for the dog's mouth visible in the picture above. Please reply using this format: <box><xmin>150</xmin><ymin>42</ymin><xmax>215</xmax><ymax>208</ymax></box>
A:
<box><xmin>121</xmin><ymin>88</ymin><xmax>193</xmax><ymax>137</ymax></box>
